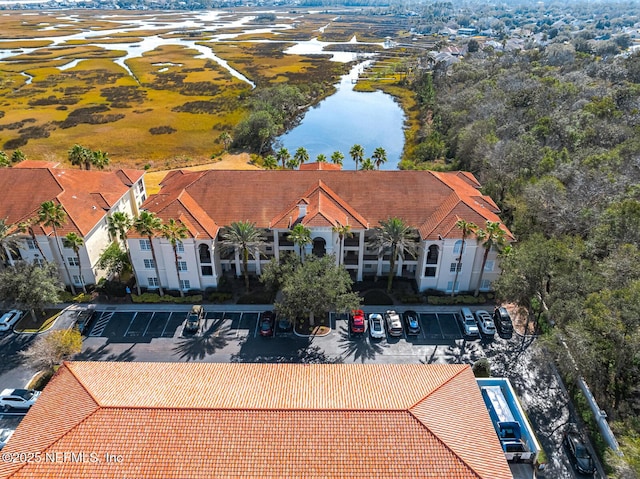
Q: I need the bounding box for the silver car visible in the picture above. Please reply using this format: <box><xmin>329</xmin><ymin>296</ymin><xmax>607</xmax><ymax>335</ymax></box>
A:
<box><xmin>384</xmin><ymin>310</ymin><xmax>404</xmax><ymax>337</ymax></box>
<box><xmin>0</xmin><ymin>389</ymin><xmax>40</xmax><ymax>412</ymax></box>
<box><xmin>368</xmin><ymin>314</ymin><xmax>385</xmax><ymax>339</ymax></box>
<box><xmin>474</xmin><ymin>310</ymin><xmax>496</xmax><ymax>336</ymax></box>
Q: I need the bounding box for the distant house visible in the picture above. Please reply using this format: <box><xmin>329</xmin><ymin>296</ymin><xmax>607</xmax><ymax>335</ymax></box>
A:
<box><xmin>129</xmin><ymin>165</ymin><xmax>513</xmax><ymax>294</ymax></box>
<box><xmin>0</xmin><ymin>362</ymin><xmax>514</xmax><ymax>479</ymax></box>
<box><xmin>0</xmin><ymin>162</ymin><xmax>145</xmax><ymax>289</ymax></box>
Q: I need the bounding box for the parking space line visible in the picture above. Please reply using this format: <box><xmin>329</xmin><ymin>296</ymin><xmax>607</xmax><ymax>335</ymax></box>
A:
<box><xmin>122</xmin><ymin>312</ymin><xmax>138</xmax><ymax>337</ymax></box>
<box><xmin>89</xmin><ymin>311</ymin><xmax>113</xmax><ymax>337</ymax></box>
<box><xmin>142</xmin><ymin>312</ymin><xmax>155</xmax><ymax>336</ymax></box>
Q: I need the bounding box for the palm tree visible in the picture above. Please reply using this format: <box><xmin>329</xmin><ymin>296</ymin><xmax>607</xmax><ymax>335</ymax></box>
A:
<box><xmin>11</xmin><ymin>149</ymin><xmax>25</xmax><ymax>164</ymax></box>
<box><xmin>360</xmin><ymin>158</ymin><xmax>375</xmax><ymax>170</ymax></box>
<box><xmin>63</xmin><ymin>232</ymin><xmax>86</xmax><ymax>294</ymax></box>
<box><xmin>294</xmin><ymin>147</ymin><xmax>309</xmax><ymax>167</ymax></box>
<box><xmin>287</xmin><ymin>223</ymin><xmax>312</xmax><ymax>262</ymax></box>
<box><xmin>286</xmin><ymin>157</ymin><xmax>300</xmax><ymax>170</ymax></box>
<box><xmin>38</xmin><ymin>200</ymin><xmax>76</xmax><ymax>294</ymax></box>
<box><xmin>263</xmin><ymin>155</ymin><xmax>278</xmax><ymax>170</ymax></box>
<box><xmin>91</xmin><ymin>150</ymin><xmax>109</xmax><ymax>170</ymax></box>
<box><xmin>219</xmin><ymin>221</ymin><xmax>265</xmax><ymax>291</ymax></box>
<box><xmin>276</xmin><ymin>147</ymin><xmax>291</xmax><ymax>169</ymax></box>
<box><xmin>0</xmin><ymin>152</ymin><xmax>9</xmax><ymax>168</ymax></box>
<box><xmin>332</xmin><ymin>222</ymin><xmax>352</xmax><ymax>266</ymax></box>
<box><xmin>331</xmin><ymin>151</ymin><xmax>344</xmax><ymax>166</ymax></box>
<box><xmin>134</xmin><ymin>211</ymin><xmax>164</xmax><ymax>296</ymax></box>
<box><xmin>107</xmin><ymin>211</ymin><xmax>138</xmax><ymax>292</ymax></box>
<box><xmin>217</xmin><ymin>131</ymin><xmax>233</xmax><ymax>151</ymax></box>
<box><xmin>162</xmin><ymin>219</ymin><xmax>189</xmax><ymax>297</ymax></box>
<box><xmin>316</xmin><ymin>154</ymin><xmax>327</xmax><ymax>163</ymax></box>
<box><xmin>452</xmin><ymin>219</ymin><xmax>477</xmax><ymax>297</ymax></box>
<box><xmin>0</xmin><ymin>219</ymin><xmax>21</xmax><ymax>270</ymax></box>
<box><xmin>474</xmin><ymin>221</ymin><xmax>507</xmax><ymax>296</ymax></box>
<box><xmin>370</xmin><ymin>217</ymin><xmax>418</xmax><ymax>293</ymax></box>
<box><xmin>68</xmin><ymin>144</ymin><xmax>92</xmax><ymax>170</ymax></box>
<box><xmin>372</xmin><ymin>147</ymin><xmax>387</xmax><ymax>170</ymax></box>
<box><xmin>349</xmin><ymin>144</ymin><xmax>364</xmax><ymax>170</ymax></box>
<box><xmin>18</xmin><ymin>218</ymin><xmax>45</xmax><ymax>259</ymax></box>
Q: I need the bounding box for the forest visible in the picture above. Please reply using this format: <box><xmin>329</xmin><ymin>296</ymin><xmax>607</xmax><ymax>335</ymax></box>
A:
<box><xmin>406</xmin><ymin>29</ymin><xmax>640</xmax><ymax>476</ymax></box>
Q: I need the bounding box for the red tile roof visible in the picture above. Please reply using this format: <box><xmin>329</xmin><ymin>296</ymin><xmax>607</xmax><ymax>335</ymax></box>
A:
<box><xmin>0</xmin><ymin>163</ymin><xmax>144</xmax><ymax>236</ymax></box>
<box><xmin>1</xmin><ymin>362</ymin><xmax>512</xmax><ymax>479</ymax></box>
<box><xmin>142</xmin><ymin>170</ymin><xmax>513</xmax><ymax>240</ymax></box>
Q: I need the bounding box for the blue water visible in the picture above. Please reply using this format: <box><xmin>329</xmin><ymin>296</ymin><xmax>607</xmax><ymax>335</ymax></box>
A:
<box><xmin>277</xmin><ymin>63</ymin><xmax>405</xmax><ymax>170</ymax></box>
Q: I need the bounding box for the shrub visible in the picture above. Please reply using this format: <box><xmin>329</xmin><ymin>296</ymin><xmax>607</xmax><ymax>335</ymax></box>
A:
<box><xmin>472</xmin><ymin>358</ymin><xmax>491</xmax><ymax>378</ymax></box>
<box><xmin>99</xmin><ymin>280</ymin><xmax>127</xmax><ymax>297</ymax></box>
<box><xmin>399</xmin><ymin>294</ymin><xmax>424</xmax><ymax>304</ymax></box>
<box><xmin>237</xmin><ymin>291</ymin><xmax>274</xmax><ymax>304</ymax></box>
<box><xmin>131</xmin><ymin>293</ymin><xmax>203</xmax><ymax>304</ymax></box>
<box><xmin>208</xmin><ymin>292</ymin><xmax>233</xmax><ymax>303</ymax></box>
<box><xmin>361</xmin><ymin>289</ymin><xmax>394</xmax><ymax>305</ymax></box>
<box><xmin>58</xmin><ymin>291</ymin><xmax>92</xmax><ymax>303</ymax></box>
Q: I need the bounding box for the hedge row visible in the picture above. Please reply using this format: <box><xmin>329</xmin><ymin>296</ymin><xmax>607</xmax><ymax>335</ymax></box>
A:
<box><xmin>131</xmin><ymin>293</ymin><xmax>203</xmax><ymax>304</ymax></box>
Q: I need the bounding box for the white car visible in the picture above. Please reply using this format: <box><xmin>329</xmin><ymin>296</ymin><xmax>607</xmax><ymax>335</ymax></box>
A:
<box><xmin>368</xmin><ymin>314</ymin><xmax>385</xmax><ymax>339</ymax></box>
<box><xmin>0</xmin><ymin>310</ymin><xmax>22</xmax><ymax>332</ymax></box>
<box><xmin>0</xmin><ymin>389</ymin><xmax>40</xmax><ymax>412</ymax></box>
<box><xmin>0</xmin><ymin>428</ymin><xmax>14</xmax><ymax>449</ymax></box>
<box><xmin>384</xmin><ymin>310</ymin><xmax>404</xmax><ymax>337</ymax></box>
<box><xmin>474</xmin><ymin>310</ymin><xmax>496</xmax><ymax>336</ymax></box>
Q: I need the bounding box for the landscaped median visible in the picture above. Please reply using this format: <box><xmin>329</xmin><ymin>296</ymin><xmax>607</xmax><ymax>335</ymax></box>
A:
<box><xmin>13</xmin><ymin>309</ymin><xmax>63</xmax><ymax>334</ymax></box>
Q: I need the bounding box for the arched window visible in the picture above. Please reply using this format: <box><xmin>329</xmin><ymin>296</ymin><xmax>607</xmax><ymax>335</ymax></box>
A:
<box><xmin>426</xmin><ymin>245</ymin><xmax>439</xmax><ymax>265</ymax></box>
<box><xmin>453</xmin><ymin>240</ymin><xmax>463</xmax><ymax>254</ymax></box>
<box><xmin>198</xmin><ymin>244</ymin><xmax>212</xmax><ymax>264</ymax></box>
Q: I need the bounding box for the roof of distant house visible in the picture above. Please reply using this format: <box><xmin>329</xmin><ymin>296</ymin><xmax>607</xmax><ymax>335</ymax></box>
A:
<box><xmin>0</xmin><ymin>162</ymin><xmax>144</xmax><ymax>236</ymax></box>
<box><xmin>0</xmin><ymin>362</ymin><xmax>513</xmax><ymax>479</ymax></box>
<box><xmin>138</xmin><ymin>165</ymin><xmax>513</xmax><ymax>241</ymax></box>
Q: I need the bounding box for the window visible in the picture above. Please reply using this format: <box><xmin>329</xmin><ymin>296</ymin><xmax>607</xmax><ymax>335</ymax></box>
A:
<box><xmin>26</xmin><ymin>239</ymin><xmax>37</xmax><ymax>250</ymax></box>
<box><xmin>137</xmin><ymin>180</ymin><xmax>144</xmax><ymax>193</ymax></box>
<box><xmin>180</xmin><ymin>280</ymin><xmax>191</xmax><ymax>290</ymax></box>
<box><xmin>140</xmin><ymin>194</ymin><xmax>146</xmax><ymax>202</ymax></box>
<box><xmin>33</xmin><ymin>258</ymin><xmax>45</xmax><ymax>267</ymax></box>
<box><xmin>424</xmin><ymin>266</ymin><xmax>436</xmax><ymax>277</ymax></box>
<box><xmin>453</xmin><ymin>240</ymin><xmax>463</xmax><ymax>254</ymax></box>
<box><xmin>446</xmin><ymin>281</ymin><xmax>460</xmax><ymax>293</ymax></box>
<box><xmin>148</xmin><ymin>277</ymin><xmax>159</xmax><ymax>287</ymax></box>
<box><xmin>426</xmin><ymin>245</ymin><xmax>439</xmax><ymax>265</ymax></box>
<box><xmin>201</xmin><ymin>265</ymin><xmax>213</xmax><ymax>276</ymax></box>
<box><xmin>178</xmin><ymin>261</ymin><xmax>187</xmax><ymax>272</ymax></box>
<box><xmin>450</xmin><ymin>262</ymin><xmax>462</xmax><ymax>273</ymax></box>
<box><xmin>143</xmin><ymin>259</ymin><xmax>155</xmax><ymax>269</ymax></box>
<box><xmin>177</xmin><ymin>242</ymin><xmax>184</xmax><ymax>253</ymax></box>
<box><xmin>484</xmin><ymin>260</ymin><xmax>495</xmax><ymax>272</ymax></box>
<box><xmin>480</xmin><ymin>279</ymin><xmax>492</xmax><ymax>291</ymax></box>
<box><xmin>72</xmin><ymin>275</ymin><xmax>84</xmax><ymax>285</ymax></box>
<box><xmin>140</xmin><ymin>239</ymin><xmax>151</xmax><ymax>251</ymax></box>
<box><xmin>68</xmin><ymin>257</ymin><xmax>80</xmax><ymax>267</ymax></box>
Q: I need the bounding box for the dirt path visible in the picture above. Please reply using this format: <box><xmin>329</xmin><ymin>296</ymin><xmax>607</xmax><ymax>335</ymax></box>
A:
<box><xmin>144</xmin><ymin>153</ymin><xmax>261</xmax><ymax>194</ymax></box>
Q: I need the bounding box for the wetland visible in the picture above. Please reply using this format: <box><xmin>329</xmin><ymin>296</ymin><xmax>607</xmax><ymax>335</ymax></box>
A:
<box><xmin>0</xmin><ymin>9</ymin><xmax>417</xmax><ymax>169</ymax></box>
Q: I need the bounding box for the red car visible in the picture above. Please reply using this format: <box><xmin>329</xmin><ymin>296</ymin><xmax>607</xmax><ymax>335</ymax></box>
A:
<box><xmin>350</xmin><ymin>309</ymin><xmax>365</xmax><ymax>334</ymax></box>
<box><xmin>259</xmin><ymin>311</ymin><xmax>275</xmax><ymax>337</ymax></box>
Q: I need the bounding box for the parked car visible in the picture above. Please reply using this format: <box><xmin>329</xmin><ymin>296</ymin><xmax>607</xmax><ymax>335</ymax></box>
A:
<box><xmin>368</xmin><ymin>313</ymin><xmax>385</xmax><ymax>339</ymax></box>
<box><xmin>384</xmin><ymin>310</ymin><xmax>403</xmax><ymax>337</ymax></box>
<box><xmin>493</xmin><ymin>307</ymin><xmax>514</xmax><ymax>336</ymax></box>
<box><xmin>0</xmin><ymin>389</ymin><xmax>40</xmax><ymax>412</ymax></box>
<box><xmin>563</xmin><ymin>431</ymin><xmax>596</xmax><ymax>475</ymax></box>
<box><xmin>74</xmin><ymin>307</ymin><xmax>97</xmax><ymax>335</ymax></box>
<box><xmin>0</xmin><ymin>428</ymin><xmax>14</xmax><ymax>449</ymax></box>
<box><xmin>184</xmin><ymin>305</ymin><xmax>204</xmax><ymax>334</ymax></box>
<box><xmin>350</xmin><ymin>309</ymin><xmax>365</xmax><ymax>334</ymax></box>
<box><xmin>260</xmin><ymin>311</ymin><xmax>275</xmax><ymax>337</ymax></box>
<box><xmin>459</xmin><ymin>307</ymin><xmax>479</xmax><ymax>337</ymax></box>
<box><xmin>0</xmin><ymin>310</ymin><xmax>23</xmax><ymax>332</ymax></box>
<box><xmin>474</xmin><ymin>310</ymin><xmax>496</xmax><ymax>336</ymax></box>
<box><xmin>277</xmin><ymin>317</ymin><xmax>293</xmax><ymax>332</ymax></box>
<box><xmin>402</xmin><ymin>310</ymin><xmax>421</xmax><ymax>335</ymax></box>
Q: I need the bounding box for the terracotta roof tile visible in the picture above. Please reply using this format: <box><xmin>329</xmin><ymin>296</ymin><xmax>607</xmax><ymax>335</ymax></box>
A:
<box><xmin>3</xmin><ymin>362</ymin><xmax>512</xmax><ymax>479</ymax></box>
<box><xmin>146</xmin><ymin>170</ymin><xmax>510</xmax><ymax>240</ymax></box>
<box><xmin>0</xmin><ymin>164</ymin><xmax>144</xmax><ymax>236</ymax></box>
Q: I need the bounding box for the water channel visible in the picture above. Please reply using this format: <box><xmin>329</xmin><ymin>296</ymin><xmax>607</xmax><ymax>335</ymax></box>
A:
<box><xmin>0</xmin><ymin>11</ymin><xmax>405</xmax><ymax>167</ymax></box>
